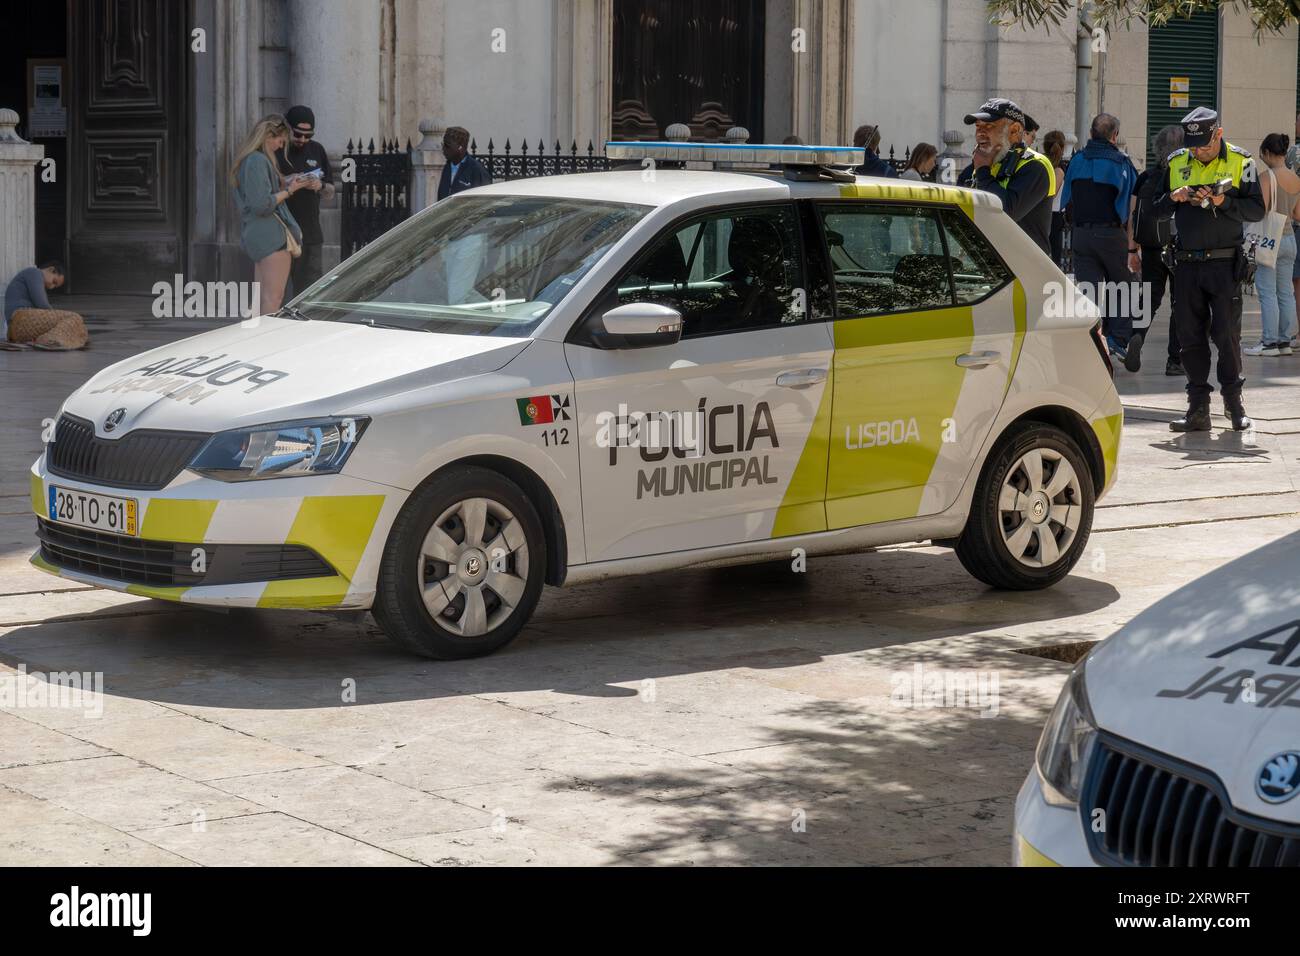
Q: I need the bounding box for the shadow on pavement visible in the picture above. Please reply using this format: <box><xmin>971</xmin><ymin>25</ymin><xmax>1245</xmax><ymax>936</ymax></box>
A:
<box><xmin>0</xmin><ymin>547</ymin><xmax>1118</xmax><ymax>714</ymax></box>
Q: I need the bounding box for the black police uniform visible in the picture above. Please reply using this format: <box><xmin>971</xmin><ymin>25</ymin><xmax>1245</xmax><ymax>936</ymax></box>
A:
<box><xmin>957</xmin><ymin>99</ymin><xmax>1054</xmax><ymax>255</ymax></box>
<box><xmin>1152</xmin><ymin>108</ymin><xmax>1265</xmax><ymax>430</ymax></box>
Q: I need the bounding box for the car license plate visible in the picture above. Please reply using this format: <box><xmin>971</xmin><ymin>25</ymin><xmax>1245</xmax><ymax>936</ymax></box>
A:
<box><xmin>48</xmin><ymin>485</ymin><xmax>138</xmax><ymax>537</ymax></box>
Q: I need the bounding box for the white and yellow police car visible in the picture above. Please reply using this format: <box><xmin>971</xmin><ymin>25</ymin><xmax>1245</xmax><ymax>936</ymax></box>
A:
<box><xmin>31</xmin><ymin>142</ymin><xmax>1121</xmax><ymax>658</ymax></box>
<box><xmin>1016</xmin><ymin>531</ymin><xmax>1300</xmax><ymax>867</ymax></box>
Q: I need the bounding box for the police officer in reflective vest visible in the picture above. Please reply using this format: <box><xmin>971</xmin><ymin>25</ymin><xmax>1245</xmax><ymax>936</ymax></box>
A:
<box><xmin>959</xmin><ymin>98</ymin><xmax>1056</xmax><ymax>255</ymax></box>
<box><xmin>1154</xmin><ymin>108</ymin><xmax>1265</xmax><ymax>431</ymax></box>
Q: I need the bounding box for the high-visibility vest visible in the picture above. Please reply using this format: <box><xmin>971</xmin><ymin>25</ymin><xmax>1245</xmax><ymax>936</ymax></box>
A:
<box><xmin>1166</xmin><ymin>142</ymin><xmax>1254</xmax><ymax>190</ymax></box>
<box><xmin>991</xmin><ymin>146</ymin><xmax>1057</xmax><ymax>196</ymax></box>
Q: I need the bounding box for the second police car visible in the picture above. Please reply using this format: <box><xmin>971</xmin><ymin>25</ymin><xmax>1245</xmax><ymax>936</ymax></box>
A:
<box><xmin>1016</xmin><ymin>531</ymin><xmax>1300</xmax><ymax>867</ymax></box>
<box><xmin>31</xmin><ymin>142</ymin><xmax>1122</xmax><ymax>658</ymax></box>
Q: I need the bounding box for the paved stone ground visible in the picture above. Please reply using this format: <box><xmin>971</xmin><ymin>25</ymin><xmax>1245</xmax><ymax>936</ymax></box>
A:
<box><xmin>0</xmin><ymin>293</ymin><xmax>1296</xmax><ymax>866</ymax></box>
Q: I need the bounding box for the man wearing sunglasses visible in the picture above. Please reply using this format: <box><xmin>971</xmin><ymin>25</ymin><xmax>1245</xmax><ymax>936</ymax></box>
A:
<box><xmin>277</xmin><ymin>104</ymin><xmax>335</xmax><ymax>295</ymax></box>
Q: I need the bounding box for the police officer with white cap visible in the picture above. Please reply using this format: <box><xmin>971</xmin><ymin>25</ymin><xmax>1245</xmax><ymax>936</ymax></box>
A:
<box><xmin>1154</xmin><ymin>107</ymin><xmax>1265</xmax><ymax>432</ymax></box>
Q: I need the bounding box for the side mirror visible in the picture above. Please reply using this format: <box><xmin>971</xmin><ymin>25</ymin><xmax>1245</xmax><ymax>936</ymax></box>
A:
<box><xmin>594</xmin><ymin>302</ymin><xmax>683</xmax><ymax>349</ymax></box>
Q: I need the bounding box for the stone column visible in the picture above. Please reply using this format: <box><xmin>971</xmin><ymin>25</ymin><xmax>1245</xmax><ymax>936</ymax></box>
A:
<box><xmin>289</xmin><ymin>0</ymin><xmax>382</xmax><ymax>147</ymax></box>
<box><xmin>939</xmin><ymin>128</ymin><xmax>968</xmax><ymax>183</ymax></box>
<box><xmin>553</xmin><ymin>0</ymin><xmax>613</xmax><ymax>149</ymax></box>
<box><xmin>791</xmin><ymin>0</ymin><xmax>854</xmax><ymax>145</ymax></box>
<box><xmin>288</xmin><ymin>1</ymin><xmax>380</xmax><ymax>273</ymax></box>
<box><xmin>410</xmin><ymin>118</ymin><xmax>447</xmax><ymax>213</ymax></box>
<box><xmin>0</xmin><ymin>108</ymin><xmax>45</xmax><ymax>287</ymax></box>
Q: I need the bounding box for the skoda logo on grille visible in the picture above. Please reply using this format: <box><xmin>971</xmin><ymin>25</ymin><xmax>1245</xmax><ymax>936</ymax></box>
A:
<box><xmin>103</xmin><ymin>408</ymin><xmax>126</xmax><ymax>433</ymax></box>
<box><xmin>1256</xmin><ymin>751</ymin><xmax>1300</xmax><ymax>804</ymax></box>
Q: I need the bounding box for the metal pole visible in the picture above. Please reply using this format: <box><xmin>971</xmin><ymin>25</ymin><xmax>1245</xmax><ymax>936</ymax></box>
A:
<box><xmin>1076</xmin><ymin>0</ymin><xmax>1094</xmax><ymax>147</ymax></box>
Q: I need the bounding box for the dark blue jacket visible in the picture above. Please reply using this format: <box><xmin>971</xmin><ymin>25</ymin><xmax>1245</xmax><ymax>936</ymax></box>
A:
<box><xmin>438</xmin><ymin>154</ymin><xmax>493</xmax><ymax>200</ymax></box>
<box><xmin>1060</xmin><ymin>139</ymin><xmax>1138</xmax><ymax>225</ymax></box>
<box><xmin>857</xmin><ymin>149</ymin><xmax>897</xmax><ymax>178</ymax></box>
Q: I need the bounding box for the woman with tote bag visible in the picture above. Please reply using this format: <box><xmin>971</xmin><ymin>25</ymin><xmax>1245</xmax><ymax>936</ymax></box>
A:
<box><xmin>230</xmin><ymin>114</ymin><xmax>310</xmax><ymax>316</ymax></box>
<box><xmin>1247</xmin><ymin>133</ymin><xmax>1300</xmax><ymax>356</ymax></box>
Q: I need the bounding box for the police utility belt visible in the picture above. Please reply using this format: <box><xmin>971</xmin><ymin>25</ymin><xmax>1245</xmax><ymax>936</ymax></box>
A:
<box><xmin>1172</xmin><ymin>247</ymin><xmax>1237</xmax><ymax>263</ymax></box>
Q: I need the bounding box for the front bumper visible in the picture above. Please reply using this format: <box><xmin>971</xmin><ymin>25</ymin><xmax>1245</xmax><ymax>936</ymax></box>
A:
<box><xmin>1012</xmin><ymin>771</ymin><xmax>1097</xmax><ymax>867</ymax></box>
<box><xmin>30</xmin><ymin>456</ymin><xmax>402</xmax><ymax>610</ymax></box>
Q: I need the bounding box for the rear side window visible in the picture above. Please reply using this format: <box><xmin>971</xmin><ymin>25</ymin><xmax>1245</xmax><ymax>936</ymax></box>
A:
<box><xmin>816</xmin><ymin>204</ymin><xmax>952</xmax><ymax>316</ymax></box>
<box><xmin>616</xmin><ymin>204</ymin><xmax>807</xmax><ymax>338</ymax></box>
<box><xmin>938</xmin><ymin>207</ymin><xmax>1014</xmax><ymax>303</ymax></box>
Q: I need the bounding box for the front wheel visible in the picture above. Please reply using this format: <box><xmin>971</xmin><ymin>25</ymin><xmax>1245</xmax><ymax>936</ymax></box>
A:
<box><xmin>955</xmin><ymin>422</ymin><xmax>1095</xmax><ymax>590</ymax></box>
<box><xmin>373</xmin><ymin>467</ymin><xmax>546</xmax><ymax>659</ymax></box>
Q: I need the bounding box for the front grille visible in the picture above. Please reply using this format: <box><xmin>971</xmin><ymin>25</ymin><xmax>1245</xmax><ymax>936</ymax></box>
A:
<box><xmin>37</xmin><ymin>518</ymin><xmax>335</xmax><ymax>587</ymax></box>
<box><xmin>46</xmin><ymin>414</ymin><xmax>209</xmax><ymax>490</ymax></box>
<box><xmin>1083</xmin><ymin>734</ymin><xmax>1300</xmax><ymax>866</ymax></box>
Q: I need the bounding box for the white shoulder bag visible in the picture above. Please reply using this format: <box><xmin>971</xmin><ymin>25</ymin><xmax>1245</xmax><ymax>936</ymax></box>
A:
<box><xmin>1247</xmin><ymin>166</ymin><xmax>1288</xmax><ymax>268</ymax></box>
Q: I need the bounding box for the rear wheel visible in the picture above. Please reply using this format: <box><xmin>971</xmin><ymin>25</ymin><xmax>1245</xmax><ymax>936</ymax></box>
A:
<box><xmin>373</xmin><ymin>467</ymin><xmax>545</xmax><ymax>659</ymax></box>
<box><xmin>955</xmin><ymin>422</ymin><xmax>1094</xmax><ymax>590</ymax></box>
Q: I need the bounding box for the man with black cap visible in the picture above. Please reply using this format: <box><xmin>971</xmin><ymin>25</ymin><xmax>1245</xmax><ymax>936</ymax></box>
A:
<box><xmin>958</xmin><ymin>98</ymin><xmax>1055</xmax><ymax>255</ymax></box>
<box><xmin>276</xmin><ymin>104</ymin><xmax>334</xmax><ymax>295</ymax></box>
<box><xmin>1153</xmin><ymin>107</ymin><xmax>1264</xmax><ymax>432</ymax></box>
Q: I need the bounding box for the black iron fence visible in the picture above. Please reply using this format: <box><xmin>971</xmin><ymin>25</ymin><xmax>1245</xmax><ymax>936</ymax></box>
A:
<box><xmin>475</xmin><ymin>136</ymin><xmax>934</xmax><ymax>181</ymax></box>
<box><xmin>340</xmin><ymin>138</ymin><xmax>413</xmax><ymax>257</ymax></box>
<box><xmin>475</xmin><ymin>139</ymin><xmax>612</xmax><ymax>182</ymax></box>
<box><xmin>338</xmin><ymin>135</ymin><xmax>936</xmax><ymax>254</ymax></box>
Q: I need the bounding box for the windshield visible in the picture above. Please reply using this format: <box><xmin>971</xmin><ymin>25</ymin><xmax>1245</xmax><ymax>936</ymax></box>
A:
<box><xmin>292</xmin><ymin>194</ymin><xmax>650</xmax><ymax>335</ymax></box>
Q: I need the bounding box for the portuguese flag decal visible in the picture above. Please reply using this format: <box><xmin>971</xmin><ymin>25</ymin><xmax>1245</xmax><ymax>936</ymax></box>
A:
<box><xmin>516</xmin><ymin>395</ymin><xmax>555</xmax><ymax>426</ymax></box>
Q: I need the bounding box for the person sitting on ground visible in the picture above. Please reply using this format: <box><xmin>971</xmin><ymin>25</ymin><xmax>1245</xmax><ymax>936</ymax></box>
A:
<box><xmin>3</xmin><ymin>261</ymin><xmax>88</xmax><ymax>349</ymax></box>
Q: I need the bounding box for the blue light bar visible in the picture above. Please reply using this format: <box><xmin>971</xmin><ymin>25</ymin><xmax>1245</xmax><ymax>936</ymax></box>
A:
<box><xmin>605</xmin><ymin>141</ymin><xmax>865</xmax><ymax>166</ymax></box>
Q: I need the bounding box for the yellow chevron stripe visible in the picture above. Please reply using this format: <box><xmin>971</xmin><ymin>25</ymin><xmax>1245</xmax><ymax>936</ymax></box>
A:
<box><xmin>771</xmin><ymin>373</ymin><xmax>833</xmax><ymax>538</ymax></box>
<box><xmin>1016</xmin><ymin>835</ymin><xmax>1061</xmax><ymax>867</ymax></box>
<box><xmin>258</xmin><ymin>495</ymin><xmax>385</xmax><ymax>608</ymax></box>
<box><xmin>1090</xmin><ymin>412</ymin><xmax>1123</xmax><ymax>488</ymax></box>
<box><xmin>826</xmin><ymin>306</ymin><xmax>974</xmax><ymax>528</ymax></box>
<box><xmin>141</xmin><ymin>498</ymin><xmax>219</xmax><ymax>542</ymax></box>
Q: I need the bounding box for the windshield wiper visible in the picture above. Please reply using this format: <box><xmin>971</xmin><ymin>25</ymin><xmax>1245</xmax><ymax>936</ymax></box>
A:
<box><xmin>277</xmin><ymin>304</ymin><xmax>311</xmax><ymax>321</ymax></box>
<box><xmin>333</xmin><ymin>315</ymin><xmax>432</xmax><ymax>332</ymax></box>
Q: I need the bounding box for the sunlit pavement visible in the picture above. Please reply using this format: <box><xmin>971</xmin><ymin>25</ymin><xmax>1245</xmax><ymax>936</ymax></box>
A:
<box><xmin>0</xmin><ymin>295</ymin><xmax>1295</xmax><ymax>866</ymax></box>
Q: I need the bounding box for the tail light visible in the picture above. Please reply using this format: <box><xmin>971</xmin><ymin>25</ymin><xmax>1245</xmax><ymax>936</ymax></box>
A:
<box><xmin>1090</xmin><ymin>322</ymin><xmax>1113</xmax><ymax>377</ymax></box>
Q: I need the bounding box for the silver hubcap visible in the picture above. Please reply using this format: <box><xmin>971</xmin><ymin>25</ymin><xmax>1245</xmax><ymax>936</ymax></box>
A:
<box><xmin>998</xmin><ymin>449</ymin><xmax>1082</xmax><ymax>568</ymax></box>
<box><xmin>418</xmin><ymin>496</ymin><xmax>529</xmax><ymax>638</ymax></box>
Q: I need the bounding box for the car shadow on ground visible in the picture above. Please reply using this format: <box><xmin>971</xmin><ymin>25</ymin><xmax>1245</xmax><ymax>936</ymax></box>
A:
<box><xmin>0</xmin><ymin>548</ymin><xmax>1115</xmax><ymax>864</ymax></box>
<box><xmin>1</xmin><ymin>546</ymin><xmax>1118</xmax><ymax>712</ymax></box>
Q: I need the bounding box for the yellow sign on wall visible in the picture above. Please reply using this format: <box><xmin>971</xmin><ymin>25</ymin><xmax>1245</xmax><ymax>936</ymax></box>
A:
<box><xmin>1169</xmin><ymin>92</ymin><xmax>1189</xmax><ymax>108</ymax></box>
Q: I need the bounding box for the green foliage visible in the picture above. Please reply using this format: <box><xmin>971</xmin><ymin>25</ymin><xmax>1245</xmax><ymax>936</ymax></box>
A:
<box><xmin>988</xmin><ymin>0</ymin><xmax>1300</xmax><ymax>34</ymax></box>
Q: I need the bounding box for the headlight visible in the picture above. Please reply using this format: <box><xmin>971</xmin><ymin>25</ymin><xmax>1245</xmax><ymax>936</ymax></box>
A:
<box><xmin>1035</xmin><ymin>663</ymin><xmax>1098</xmax><ymax>807</ymax></box>
<box><xmin>189</xmin><ymin>417</ymin><xmax>369</xmax><ymax>481</ymax></box>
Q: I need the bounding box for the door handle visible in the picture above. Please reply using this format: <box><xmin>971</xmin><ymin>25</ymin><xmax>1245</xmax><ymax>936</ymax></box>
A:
<box><xmin>955</xmin><ymin>351</ymin><xmax>1001</xmax><ymax>369</ymax></box>
<box><xmin>776</xmin><ymin>368</ymin><xmax>828</xmax><ymax>389</ymax></box>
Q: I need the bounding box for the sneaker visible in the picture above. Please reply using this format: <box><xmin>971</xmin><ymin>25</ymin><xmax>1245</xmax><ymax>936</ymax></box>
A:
<box><xmin>1165</xmin><ymin>357</ymin><xmax>1184</xmax><ymax>376</ymax></box>
<box><xmin>1244</xmin><ymin>341</ymin><xmax>1280</xmax><ymax>357</ymax></box>
<box><xmin>1107</xmin><ymin>336</ymin><xmax>1128</xmax><ymax>365</ymax></box>
<box><xmin>1279</xmin><ymin>342</ymin><xmax>1294</xmax><ymax>355</ymax></box>
<box><xmin>1124</xmin><ymin>331</ymin><xmax>1144</xmax><ymax>373</ymax></box>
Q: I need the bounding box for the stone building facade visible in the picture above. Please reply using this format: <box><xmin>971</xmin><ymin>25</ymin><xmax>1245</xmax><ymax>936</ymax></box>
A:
<box><xmin>1</xmin><ymin>0</ymin><xmax>1297</xmax><ymax>294</ymax></box>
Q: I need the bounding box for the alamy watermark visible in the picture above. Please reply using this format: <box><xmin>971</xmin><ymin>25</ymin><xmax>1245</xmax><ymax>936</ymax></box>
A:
<box><xmin>890</xmin><ymin>663</ymin><xmax>1000</xmax><ymax>717</ymax></box>
<box><xmin>0</xmin><ymin>664</ymin><xmax>104</xmax><ymax>717</ymax></box>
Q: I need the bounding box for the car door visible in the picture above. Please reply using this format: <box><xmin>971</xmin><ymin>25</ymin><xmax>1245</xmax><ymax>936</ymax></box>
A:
<box><xmin>817</xmin><ymin>201</ymin><xmax>1017</xmax><ymax>529</ymax></box>
<box><xmin>564</xmin><ymin>202</ymin><xmax>835</xmax><ymax>564</ymax></box>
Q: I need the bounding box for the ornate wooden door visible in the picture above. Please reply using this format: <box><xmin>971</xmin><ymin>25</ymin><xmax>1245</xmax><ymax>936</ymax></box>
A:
<box><xmin>612</xmin><ymin>0</ymin><xmax>766</xmax><ymax>142</ymax></box>
<box><xmin>68</xmin><ymin>0</ymin><xmax>186</xmax><ymax>292</ymax></box>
